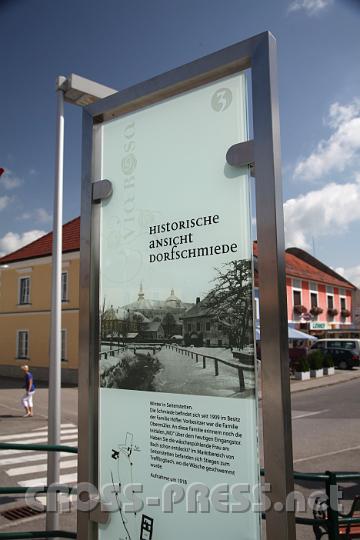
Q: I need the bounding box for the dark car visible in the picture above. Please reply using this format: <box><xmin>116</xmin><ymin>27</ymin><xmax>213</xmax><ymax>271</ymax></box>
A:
<box><xmin>310</xmin><ymin>344</ymin><xmax>359</xmax><ymax>370</ymax></box>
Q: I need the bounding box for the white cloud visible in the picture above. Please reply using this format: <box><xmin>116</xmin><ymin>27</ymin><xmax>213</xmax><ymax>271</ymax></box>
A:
<box><xmin>18</xmin><ymin>208</ymin><xmax>52</xmax><ymax>224</ymax></box>
<box><xmin>35</xmin><ymin>208</ymin><xmax>52</xmax><ymax>223</ymax></box>
<box><xmin>284</xmin><ymin>176</ymin><xmax>360</xmax><ymax>249</ymax></box>
<box><xmin>0</xmin><ymin>229</ymin><xmax>46</xmax><ymax>257</ymax></box>
<box><xmin>288</xmin><ymin>0</ymin><xmax>332</xmax><ymax>15</ymax></box>
<box><xmin>0</xmin><ymin>170</ymin><xmax>23</xmax><ymax>190</ymax></box>
<box><xmin>0</xmin><ymin>196</ymin><xmax>10</xmax><ymax>211</ymax></box>
<box><xmin>294</xmin><ymin>99</ymin><xmax>360</xmax><ymax>181</ymax></box>
<box><xmin>335</xmin><ymin>265</ymin><xmax>360</xmax><ymax>287</ymax></box>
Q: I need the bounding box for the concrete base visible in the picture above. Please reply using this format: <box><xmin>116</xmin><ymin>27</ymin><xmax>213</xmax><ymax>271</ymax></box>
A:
<box><xmin>0</xmin><ymin>364</ymin><xmax>78</xmax><ymax>385</ymax></box>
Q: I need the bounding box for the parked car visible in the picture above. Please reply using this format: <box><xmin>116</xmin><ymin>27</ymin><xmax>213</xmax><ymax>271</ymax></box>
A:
<box><xmin>310</xmin><ymin>343</ymin><xmax>359</xmax><ymax>369</ymax></box>
<box><xmin>311</xmin><ymin>338</ymin><xmax>360</xmax><ymax>356</ymax></box>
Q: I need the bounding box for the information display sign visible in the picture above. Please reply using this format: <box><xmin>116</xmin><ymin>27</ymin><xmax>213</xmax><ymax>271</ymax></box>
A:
<box><xmin>98</xmin><ymin>72</ymin><xmax>260</xmax><ymax>539</ymax></box>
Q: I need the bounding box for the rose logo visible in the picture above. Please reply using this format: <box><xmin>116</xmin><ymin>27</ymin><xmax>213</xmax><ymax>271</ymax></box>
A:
<box><xmin>121</xmin><ymin>154</ymin><xmax>137</xmax><ymax>175</ymax></box>
<box><xmin>211</xmin><ymin>88</ymin><xmax>232</xmax><ymax>112</ymax></box>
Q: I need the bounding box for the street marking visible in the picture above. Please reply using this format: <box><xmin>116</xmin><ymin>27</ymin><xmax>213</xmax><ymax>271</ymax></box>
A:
<box><xmin>0</xmin><ymin>447</ymin><xmax>76</xmax><ymax>457</ymax></box>
<box><xmin>0</xmin><ymin>452</ymin><xmax>75</xmax><ymax>466</ymax></box>
<box><xmin>292</xmin><ymin>409</ymin><xmax>329</xmax><ymax>420</ymax></box>
<box><xmin>33</xmin><ymin>424</ymin><xmax>76</xmax><ymax>431</ymax></box>
<box><xmin>7</xmin><ymin>459</ymin><xmax>77</xmax><ymax>477</ymax></box>
<box><xmin>19</xmin><ymin>472</ymin><xmax>77</xmax><ymax>487</ymax></box>
<box><xmin>6</xmin><ymin>434</ymin><xmax>78</xmax><ymax>445</ymax></box>
<box><xmin>0</xmin><ymin>428</ymin><xmax>78</xmax><ymax>441</ymax></box>
<box><xmin>294</xmin><ymin>445</ymin><xmax>360</xmax><ymax>463</ymax></box>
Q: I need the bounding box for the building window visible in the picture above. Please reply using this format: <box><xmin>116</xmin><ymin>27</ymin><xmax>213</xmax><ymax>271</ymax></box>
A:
<box><xmin>196</xmin><ymin>322</ymin><xmax>201</xmax><ymax>332</ymax></box>
<box><xmin>61</xmin><ymin>272</ymin><xmax>68</xmax><ymax>302</ymax></box>
<box><xmin>61</xmin><ymin>330</ymin><xmax>67</xmax><ymax>361</ymax></box>
<box><xmin>293</xmin><ymin>290</ymin><xmax>301</xmax><ymax>306</ymax></box>
<box><xmin>17</xmin><ymin>331</ymin><xmax>29</xmax><ymax>359</ymax></box>
<box><xmin>292</xmin><ymin>279</ymin><xmax>301</xmax><ymax>289</ymax></box>
<box><xmin>187</xmin><ymin>323</ymin><xmax>191</xmax><ymax>332</ymax></box>
<box><xmin>205</xmin><ymin>322</ymin><xmax>210</xmax><ymax>331</ymax></box>
<box><xmin>19</xmin><ymin>277</ymin><xmax>30</xmax><ymax>305</ymax></box>
<box><xmin>310</xmin><ymin>292</ymin><xmax>318</xmax><ymax>307</ymax></box>
<box><xmin>340</xmin><ymin>297</ymin><xmax>346</xmax><ymax>311</ymax></box>
<box><xmin>327</xmin><ymin>294</ymin><xmax>335</xmax><ymax>321</ymax></box>
<box><xmin>309</xmin><ymin>282</ymin><xmax>317</xmax><ymax>292</ymax></box>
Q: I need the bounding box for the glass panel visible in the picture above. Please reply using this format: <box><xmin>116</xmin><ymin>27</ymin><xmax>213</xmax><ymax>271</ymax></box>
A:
<box><xmin>99</xmin><ymin>73</ymin><xmax>260</xmax><ymax>540</ymax></box>
<box><xmin>20</xmin><ymin>277</ymin><xmax>30</xmax><ymax>304</ymax></box>
<box><xmin>328</xmin><ymin>341</ymin><xmax>341</xmax><ymax>349</ymax></box>
<box><xmin>18</xmin><ymin>331</ymin><xmax>28</xmax><ymax>358</ymax></box>
<box><xmin>293</xmin><ymin>290</ymin><xmax>301</xmax><ymax>305</ymax></box>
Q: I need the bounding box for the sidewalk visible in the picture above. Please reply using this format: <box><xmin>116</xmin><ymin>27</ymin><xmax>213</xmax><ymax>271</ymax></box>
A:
<box><xmin>290</xmin><ymin>367</ymin><xmax>360</xmax><ymax>393</ymax></box>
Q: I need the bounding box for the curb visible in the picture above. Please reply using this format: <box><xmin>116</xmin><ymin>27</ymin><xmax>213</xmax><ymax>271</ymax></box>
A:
<box><xmin>290</xmin><ymin>371</ymin><xmax>360</xmax><ymax>394</ymax></box>
<box><xmin>257</xmin><ymin>370</ymin><xmax>360</xmax><ymax>401</ymax></box>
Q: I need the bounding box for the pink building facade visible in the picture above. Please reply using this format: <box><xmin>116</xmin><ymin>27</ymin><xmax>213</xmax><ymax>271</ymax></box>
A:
<box><xmin>284</xmin><ymin>248</ymin><xmax>356</xmax><ymax>334</ymax></box>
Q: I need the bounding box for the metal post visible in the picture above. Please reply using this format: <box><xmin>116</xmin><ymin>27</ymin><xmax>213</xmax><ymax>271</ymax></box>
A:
<box><xmin>326</xmin><ymin>471</ymin><xmax>340</xmax><ymax>540</ymax></box>
<box><xmin>238</xmin><ymin>367</ymin><xmax>245</xmax><ymax>392</ymax></box>
<box><xmin>252</xmin><ymin>33</ymin><xmax>296</xmax><ymax>540</ymax></box>
<box><xmin>46</xmin><ymin>76</ymin><xmax>65</xmax><ymax>532</ymax></box>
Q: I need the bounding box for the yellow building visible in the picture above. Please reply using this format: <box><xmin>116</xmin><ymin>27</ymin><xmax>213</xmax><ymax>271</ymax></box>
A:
<box><xmin>0</xmin><ymin>218</ymin><xmax>80</xmax><ymax>384</ymax></box>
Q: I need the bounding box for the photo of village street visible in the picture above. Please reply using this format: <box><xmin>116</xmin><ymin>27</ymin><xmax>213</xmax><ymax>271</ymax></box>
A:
<box><xmin>100</xmin><ymin>259</ymin><xmax>256</xmax><ymax>398</ymax></box>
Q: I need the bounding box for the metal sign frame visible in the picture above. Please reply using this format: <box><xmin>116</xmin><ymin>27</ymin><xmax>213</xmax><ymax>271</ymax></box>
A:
<box><xmin>78</xmin><ymin>31</ymin><xmax>295</xmax><ymax>540</ymax></box>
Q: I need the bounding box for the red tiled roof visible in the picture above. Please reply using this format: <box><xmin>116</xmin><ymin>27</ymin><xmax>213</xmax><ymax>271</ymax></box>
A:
<box><xmin>0</xmin><ymin>218</ymin><xmax>355</xmax><ymax>290</ymax></box>
<box><xmin>285</xmin><ymin>247</ymin><xmax>355</xmax><ymax>289</ymax></box>
<box><xmin>253</xmin><ymin>241</ymin><xmax>355</xmax><ymax>290</ymax></box>
<box><xmin>0</xmin><ymin>217</ymin><xmax>80</xmax><ymax>264</ymax></box>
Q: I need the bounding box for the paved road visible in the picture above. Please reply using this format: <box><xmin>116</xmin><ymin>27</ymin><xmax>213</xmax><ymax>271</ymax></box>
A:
<box><xmin>289</xmin><ymin>378</ymin><xmax>360</xmax><ymax>539</ymax></box>
<box><xmin>0</xmin><ymin>380</ymin><xmax>77</xmax><ymax>534</ymax></box>
<box><xmin>0</xmin><ymin>376</ymin><xmax>359</xmax><ymax>537</ymax></box>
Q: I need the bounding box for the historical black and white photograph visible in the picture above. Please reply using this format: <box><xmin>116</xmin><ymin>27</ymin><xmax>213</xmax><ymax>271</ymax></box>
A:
<box><xmin>100</xmin><ymin>258</ymin><xmax>256</xmax><ymax>398</ymax></box>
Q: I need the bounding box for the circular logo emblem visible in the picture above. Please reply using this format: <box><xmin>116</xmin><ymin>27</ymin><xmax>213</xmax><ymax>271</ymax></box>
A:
<box><xmin>121</xmin><ymin>154</ymin><xmax>137</xmax><ymax>175</ymax></box>
<box><xmin>211</xmin><ymin>88</ymin><xmax>233</xmax><ymax>112</ymax></box>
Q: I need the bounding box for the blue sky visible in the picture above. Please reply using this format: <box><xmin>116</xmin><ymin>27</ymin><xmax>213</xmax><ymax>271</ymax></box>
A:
<box><xmin>1</xmin><ymin>0</ymin><xmax>360</xmax><ymax>283</ymax></box>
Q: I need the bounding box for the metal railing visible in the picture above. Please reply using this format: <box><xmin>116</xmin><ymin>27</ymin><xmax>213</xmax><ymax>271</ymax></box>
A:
<box><xmin>165</xmin><ymin>344</ymin><xmax>254</xmax><ymax>392</ymax></box>
<box><xmin>260</xmin><ymin>468</ymin><xmax>360</xmax><ymax>539</ymax></box>
<box><xmin>0</xmin><ymin>442</ymin><xmax>78</xmax><ymax>540</ymax></box>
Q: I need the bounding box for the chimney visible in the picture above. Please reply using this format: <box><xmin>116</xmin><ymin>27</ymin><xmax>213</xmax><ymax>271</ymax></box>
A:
<box><xmin>196</xmin><ymin>297</ymin><xmax>200</xmax><ymax>304</ymax></box>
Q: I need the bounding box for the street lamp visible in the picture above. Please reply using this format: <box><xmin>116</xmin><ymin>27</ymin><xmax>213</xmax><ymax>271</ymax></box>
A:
<box><xmin>47</xmin><ymin>74</ymin><xmax>116</xmax><ymax>532</ymax></box>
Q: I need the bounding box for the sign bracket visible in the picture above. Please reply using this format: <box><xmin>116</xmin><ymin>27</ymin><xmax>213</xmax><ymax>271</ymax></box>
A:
<box><xmin>92</xmin><ymin>179</ymin><xmax>113</xmax><ymax>204</ymax></box>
